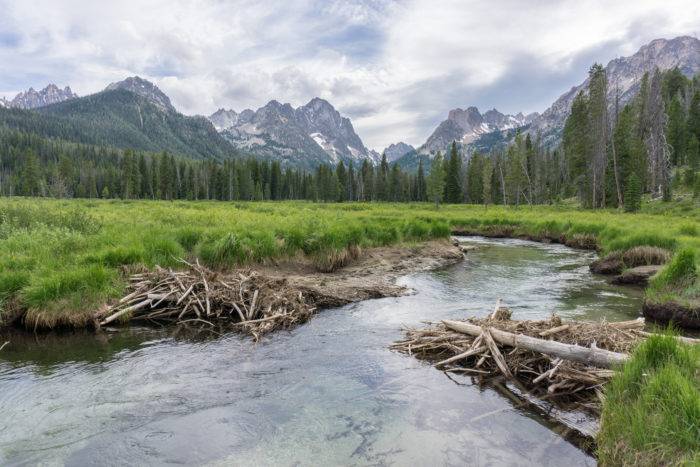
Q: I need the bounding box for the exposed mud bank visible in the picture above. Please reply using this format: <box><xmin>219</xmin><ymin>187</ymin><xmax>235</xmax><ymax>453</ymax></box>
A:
<box><xmin>257</xmin><ymin>239</ymin><xmax>464</xmax><ymax>308</ymax></box>
<box><xmin>642</xmin><ymin>300</ymin><xmax>700</xmax><ymax>329</ymax></box>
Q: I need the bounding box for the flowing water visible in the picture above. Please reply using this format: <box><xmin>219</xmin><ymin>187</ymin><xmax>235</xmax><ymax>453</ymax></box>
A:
<box><xmin>0</xmin><ymin>237</ymin><xmax>643</xmax><ymax>466</ymax></box>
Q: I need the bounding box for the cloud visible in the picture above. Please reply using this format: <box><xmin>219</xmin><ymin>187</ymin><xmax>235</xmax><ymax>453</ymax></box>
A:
<box><xmin>1</xmin><ymin>0</ymin><xmax>699</xmax><ymax>150</ymax></box>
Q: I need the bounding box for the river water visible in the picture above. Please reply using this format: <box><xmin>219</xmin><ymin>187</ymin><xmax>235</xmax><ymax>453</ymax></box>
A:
<box><xmin>0</xmin><ymin>237</ymin><xmax>643</xmax><ymax>466</ymax></box>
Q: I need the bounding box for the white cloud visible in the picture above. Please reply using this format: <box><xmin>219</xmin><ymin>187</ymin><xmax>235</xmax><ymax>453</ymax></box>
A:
<box><xmin>1</xmin><ymin>0</ymin><xmax>699</xmax><ymax>150</ymax></box>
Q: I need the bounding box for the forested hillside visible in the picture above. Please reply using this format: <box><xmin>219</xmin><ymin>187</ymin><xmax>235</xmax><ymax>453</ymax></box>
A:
<box><xmin>0</xmin><ymin>89</ymin><xmax>235</xmax><ymax>160</ymax></box>
<box><xmin>1</xmin><ymin>67</ymin><xmax>699</xmax><ymax>210</ymax></box>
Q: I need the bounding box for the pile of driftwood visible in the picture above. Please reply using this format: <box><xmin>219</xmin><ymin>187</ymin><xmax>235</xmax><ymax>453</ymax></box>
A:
<box><xmin>392</xmin><ymin>300</ymin><xmax>657</xmax><ymax>411</ymax></box>
<box><xmin>94</xmin><ymin>260</ymin><xmax>316</xmax><ymax>339</ymax></box>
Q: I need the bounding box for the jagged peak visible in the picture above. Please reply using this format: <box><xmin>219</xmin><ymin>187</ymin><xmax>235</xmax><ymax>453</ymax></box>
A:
<box><xmin>105</xmin><ymin>76</ymin><xmax>174</xmax><ymax>111</ymax></box>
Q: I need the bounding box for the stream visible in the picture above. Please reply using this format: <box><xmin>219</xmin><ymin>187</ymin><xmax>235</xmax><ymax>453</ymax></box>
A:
<box><xmin>0</xmin><ymin>237</ymin><xmax>643</xmax><ymax>466</ymax></box>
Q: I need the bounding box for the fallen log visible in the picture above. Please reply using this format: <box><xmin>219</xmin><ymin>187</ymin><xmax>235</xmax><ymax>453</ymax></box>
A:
<box><xmin>442</xmin><ymin>320</ymin><xmax>629</xmax><ymax>368</ymax></box>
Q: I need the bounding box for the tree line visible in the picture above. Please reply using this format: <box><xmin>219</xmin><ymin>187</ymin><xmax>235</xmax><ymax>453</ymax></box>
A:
<box><xmin>1</xmin><ymin>65</ymin><xmax>699</xmax><ymax>208</ymax></box>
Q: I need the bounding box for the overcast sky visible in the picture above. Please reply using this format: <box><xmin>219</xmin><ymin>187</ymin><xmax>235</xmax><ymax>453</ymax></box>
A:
<box><xmin>1</xmin><ymin>0</ymin><xmax>699</xmax><ymax>150</ymax></box>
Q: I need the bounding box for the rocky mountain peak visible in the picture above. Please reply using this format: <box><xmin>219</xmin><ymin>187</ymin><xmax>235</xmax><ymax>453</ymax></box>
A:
<box><xmin>209</xmin><ymin>108</ymin><xmax>239</xmax><ymax>130</ymax></box>
<box><xmin>383</xmin><ymin>142</ymin><xmax>416</xmax><ymax>162</ymax></box>
<box><xmin>208</xmin><ymin>97</ymin><xmax>373</xmax><ymax>167</ymax></box>
<box><xmin>105</xmin><ymin>76</ymin><xmax>174</xmax><ymax>111</ymax></box>
<box><xmin>531</xmin><ymin>35</ymin><xmax>700</xmax><ymax>142</ymax></box>
<box><xmin>5</xmin><ymin>83</ymin><xmax>78</xmax><ymax>109</ymax></box>
<box><xmin>421</xmin><ymin>106</ymin><xmax>530</xmax><ymax>153</ymax></box>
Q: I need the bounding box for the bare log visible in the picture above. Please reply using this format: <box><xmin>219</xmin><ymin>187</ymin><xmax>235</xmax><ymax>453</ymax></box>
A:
<box><xmin>442</xmin><ymin>320</ymin><xmax>629</xmax><ymax>368</ymax></box>
<box><xmin>101</xmin><ymin>299</ymin><xmax>151</xmax><ymax>325</ymax></box>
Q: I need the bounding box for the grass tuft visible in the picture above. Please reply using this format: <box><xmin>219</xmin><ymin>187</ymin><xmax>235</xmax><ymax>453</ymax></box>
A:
<box><xmin>598</xmin><ymin>334</ymin><xmax>700</xmax><ymax>466</ymax></box>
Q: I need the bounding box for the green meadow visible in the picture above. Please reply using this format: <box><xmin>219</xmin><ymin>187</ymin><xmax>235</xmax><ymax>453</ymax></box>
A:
<box><xmin>1</xmin><ymin>197</ymin><xmax>699</xmax><ymax>328</ymax></box>
<box><xmin>0</xmin><ymin>197</ymin><xmax>699</xmax><ymax>462</ymax></box>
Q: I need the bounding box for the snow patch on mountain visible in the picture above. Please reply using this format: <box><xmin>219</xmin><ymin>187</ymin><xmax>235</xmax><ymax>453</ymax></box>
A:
<box><xmin>209</xmin><ymin>98</ymin><xmax>375</xmax><ymax>167</ymax></box>
<box><xmin>420</xmin><ymin>107</ymin><xmax>537</xmax><ymax>154</ymax></box>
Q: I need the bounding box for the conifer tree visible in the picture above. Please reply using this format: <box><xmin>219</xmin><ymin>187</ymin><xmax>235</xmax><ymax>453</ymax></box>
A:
<box><xmin>426</xmin><ymin>152</ymin><xmax>446</xmax><ymax>208</ymax></box>
<box><xmin>623</xmin><ymin>173</ymin><xmax>642</xmax><ymax>212</ymax></box>
<box><xmin>415</xmin><ymin>158</ymin><xmax>427</xmax><ymax>201</ymax></box>
<box><xmin>443</xmin><ymin>142</ymin><xmax>463</xmax><ymax>203</ymax></box>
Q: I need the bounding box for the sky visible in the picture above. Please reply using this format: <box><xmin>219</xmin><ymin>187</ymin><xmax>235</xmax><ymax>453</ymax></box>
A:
<box><xmin>1</xmin><ymin>0</ymin><xmax>699</xmax><ymax>150</ymax></box>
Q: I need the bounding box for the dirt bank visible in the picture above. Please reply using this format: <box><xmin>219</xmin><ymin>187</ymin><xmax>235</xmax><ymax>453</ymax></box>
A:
<box><xmin>257</xmin><ymin>239</ymin><xmax>464</xmax><ymax>308</ymax></box>
<box><xmin>642</xmin><ymin>300</ymin><xmax>700</xmax><ymax>329</ymax></box>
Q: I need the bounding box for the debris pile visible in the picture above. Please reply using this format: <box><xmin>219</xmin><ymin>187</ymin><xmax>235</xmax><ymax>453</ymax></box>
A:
<box><xmin>95</xmin><ymin>260</ymin><xmax>316</xmax><ymax>339</ymax></box>
<box><xmin>391</xmin><ymin>301</ymin><xmax>652</xmax><ymax>411</ymax></box>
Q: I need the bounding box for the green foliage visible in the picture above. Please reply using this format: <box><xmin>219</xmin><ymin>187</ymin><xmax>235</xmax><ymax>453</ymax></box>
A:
<box><xmin>623</xmin><ymin>173</ymin><xmax>642</xmax><ymax>212</ymax></box>
<box><xmin>426</xmin><ymin>152</ymin><xmax>446</xmax><ymax>207</ymax></box>
<box><xmin>598</xmin><ymin>334</ymin><xmax>700</xmax><ymax>466</ymax></box>
<box><xmin>443</xmin><ymin>142</ymin><xmax>463</xmax><ymax>203</ymax></box>
<box><xmin>21</xmin><ymin>264</ymin><xmax>115</xmax><ymax>309</ymax></box>
<box><xmin>650</xmin><ymin>248</ymin><xmax>697</xmax><ymax>292</ymax></box>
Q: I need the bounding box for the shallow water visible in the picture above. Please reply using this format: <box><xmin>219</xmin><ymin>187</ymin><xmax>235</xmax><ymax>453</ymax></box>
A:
<box><xmin>0</xmin><ymin>237</ymin><xmax>643</xmax><ymax>466</ymax></box>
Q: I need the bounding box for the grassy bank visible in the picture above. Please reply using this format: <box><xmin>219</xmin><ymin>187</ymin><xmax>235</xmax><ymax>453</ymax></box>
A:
<box><xmin>0</xmin><ymin>197</ymin><xmax>699</xmax><ymax>328</ymax></box>
<box><xmin>598</xmin><ymin>334</ymin><xmax>700</xmax><ymax>465</ymax></box>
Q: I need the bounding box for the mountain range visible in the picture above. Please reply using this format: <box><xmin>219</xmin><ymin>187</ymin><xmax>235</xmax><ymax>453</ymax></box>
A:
<box><xmin>419</xmin><ymin>107</ymin><xmax>538</xmax><ymax>154</ymax></box>
<box><xmin>1</xmin><ymin>35</ymin><xmax>699</xmax><ymax>169</ymax></box>
<box><xmin>528</xmin><ymin>35</ymin><xmax>700</xmax><ymax>145</ymax></box>
<box><xmin>208</xmin><ymin>98</ymin><xmax>380</xmax><ymax>168</ymax></box>
<box><xmin>0</xmin><ymin>84</ymin><xmax>77</xmax><ymax>109</ymax></box>
<box><xmin>0</xmin><ymin>77</ymin><xmax>233</xmax><ymax>160</ymax></box>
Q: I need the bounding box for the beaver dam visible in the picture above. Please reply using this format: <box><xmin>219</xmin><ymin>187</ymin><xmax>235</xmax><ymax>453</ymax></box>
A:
<box><xmin>393</xmin><ymin>303</ymin><xmax>698</xmax><ymax>415</ymax></box>
<box><xmin>0</xmin><ymin>237</ymin><xmax>652</xmax><ymax>464</ymax></box>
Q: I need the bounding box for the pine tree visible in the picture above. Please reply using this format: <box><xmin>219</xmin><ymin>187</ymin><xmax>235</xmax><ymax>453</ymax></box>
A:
<box><xmin>426</xmin><ymin>152</ymin><xmax>446</xmax><ymax>208</ymax></box>
<box><xmin>667</xmin><ymin>95</ymin><xmax>687</xmax><ymax>165</ymax></box>
<box><xmin>482</xmin><ymin>156</ymin><xmax>493</xmax><ymax>207</ymax></box>
<box><xmin>688</xmin><ymin>135</ymin><xmax>700</xmax><ymax>170</ymax></box>
<box><xmin>443</xmin><ymin>142</ymin><xmax>463</xmax><ymax>203</ymax></box>
<box><xmin>563</xmin><ymin>92</ymin><xmax>591</xmax><ymax>205</ymax></box>
<box><xmin>376</xmin><ymin>153</ymin><xmax>389</xmax><ymax>201</ymax></box>
<box><xmin>415</xmin><ymin>159</ymin><xmax>427</xmax><ymax>201</ymax></box>
<box><xmin>19</xmin><ymin>149</ymin><xmax>41</xmax><ymax>196</ymax></box>
<box><xmin>624</xmin><ymin>173</ymin><xmax>642</xmax><ymax>213</ymax></box>
<box><xmin>588</xmin><ymin>63</ymin><xmax>608</xmax><ymax>208</ymax></box>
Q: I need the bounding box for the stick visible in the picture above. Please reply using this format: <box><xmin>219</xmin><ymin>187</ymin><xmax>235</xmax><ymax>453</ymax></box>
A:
<box><xmin>489</xmin><ymin>298</ymin><xmax>502</xmax><ymax>319</ymax></box>
<box><xmin>483</xmin><ymin>328</ymin><xmax>513</xmax><ymax>378</ymax></box>
<box><xmin>539</xmin><ymin>324</ymin><xmax>570</xmax><ymax>337</ymax></box>
<box><xmin>101</xmin><ymin>299</ymin><xmax>151</xmax><ymax>325</ymax></box>
<box><xmin>435</xmin><ymin>346</ymin><xmax>488</xmax><ymax>368</ymax></box>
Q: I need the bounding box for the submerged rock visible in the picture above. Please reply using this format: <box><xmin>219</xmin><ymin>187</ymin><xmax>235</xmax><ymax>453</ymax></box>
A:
<box><xmin>612</xmin><ymin>265</ymin><xmax>662</xmax><ymax>286</ymax></box>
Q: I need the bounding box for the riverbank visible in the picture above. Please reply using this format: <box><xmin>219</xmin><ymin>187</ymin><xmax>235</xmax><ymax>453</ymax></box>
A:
<box><xmin>1</xmin><ymin>198</ymin><xmax>699</xmax><ymax>331</ymax></box>
<box><xmin>91</xmin><ymin>240</ymin><xmax>463</xmax><ymax>336</ymax></box>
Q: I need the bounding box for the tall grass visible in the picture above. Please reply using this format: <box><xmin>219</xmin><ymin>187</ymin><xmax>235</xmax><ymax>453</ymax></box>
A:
<box><xmin>598</xmin><ymin>334</ymin><xmax>700</xmax><ymax>465</ymax></box>
<box><xmin>0</xmin><ymin>198</ymin><xmax>699</xmax><ymax>328</ymax></box>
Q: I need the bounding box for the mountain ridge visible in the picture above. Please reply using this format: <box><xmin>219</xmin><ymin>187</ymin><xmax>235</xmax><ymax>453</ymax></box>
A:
<box><xmin>2</xmin><ymin>84</ymin><xmax>77</xmax><ymax>109</ymax></box>
<box><xmin>208</xmin><ymin>97</ymin><xmax>379</xmax><ymax>168</ymax></box>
